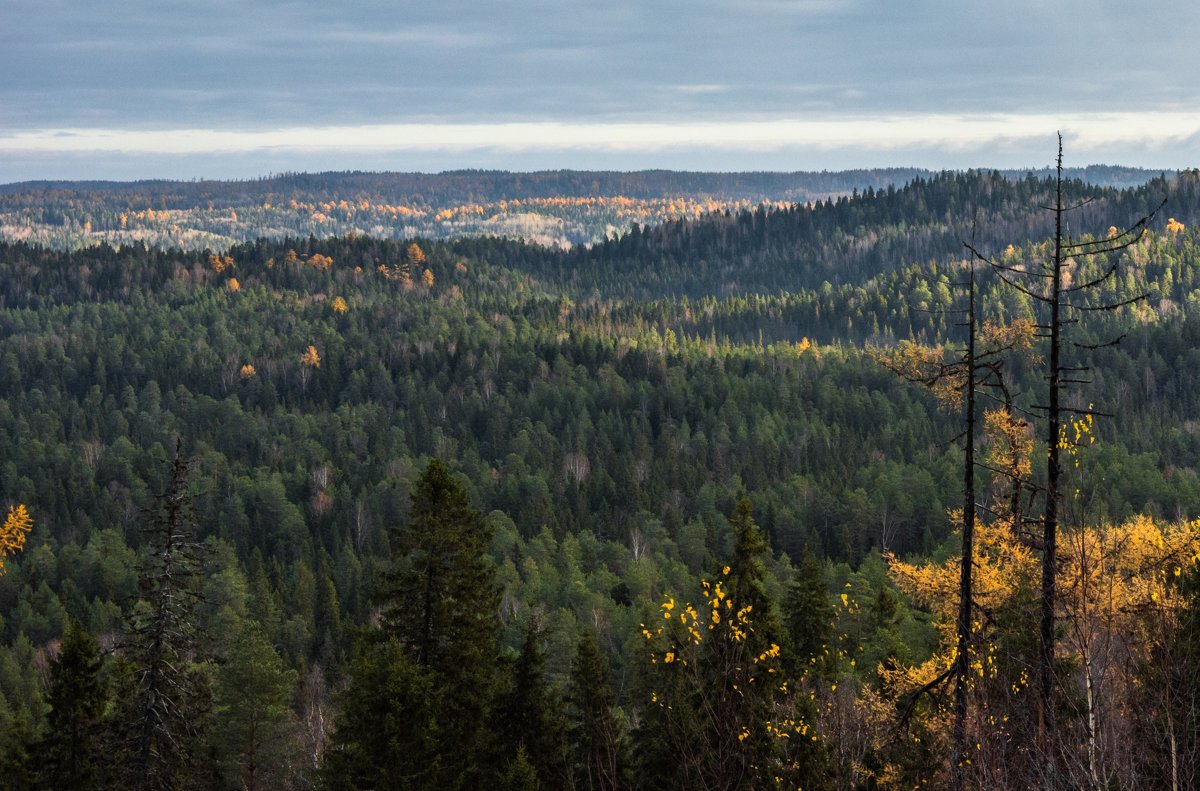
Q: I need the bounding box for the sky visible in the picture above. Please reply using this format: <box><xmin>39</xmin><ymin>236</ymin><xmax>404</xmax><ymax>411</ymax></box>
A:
<box><xmin>3</xmin><ymin>0</ymin><xmax>1200</xmax><ymax>182</ymax></box>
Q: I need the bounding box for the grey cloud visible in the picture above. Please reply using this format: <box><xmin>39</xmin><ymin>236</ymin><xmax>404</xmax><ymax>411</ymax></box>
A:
<box><xmin>3</xmin><ymin>0</ymin><xmax>1200</xmax><ymax>177</ymax></box>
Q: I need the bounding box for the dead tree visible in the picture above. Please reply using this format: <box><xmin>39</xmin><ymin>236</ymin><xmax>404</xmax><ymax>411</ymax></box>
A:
<box><xmin>875</xmin><ymin>256</ymin><xmax>1029</xmax><ymax>789</ymax></box>
<box><xmin>966</xmin><ymin>134</ymin><xmax>1160</xmax><ymax>780</ymax></box>
<box><xmin>123</xmin><ymin>440</ymin><xmax>210</xmax><ymax>791</ymax></box>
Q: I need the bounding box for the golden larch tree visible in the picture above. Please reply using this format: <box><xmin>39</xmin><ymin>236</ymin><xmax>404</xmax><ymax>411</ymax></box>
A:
<box><xmin>0</xmin><ymin>504</ymin><xmax>32</xmax><ymax>574</ymax></box>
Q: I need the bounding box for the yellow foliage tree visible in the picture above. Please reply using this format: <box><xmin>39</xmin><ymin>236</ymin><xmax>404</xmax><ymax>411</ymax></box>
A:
<box><xmin>300</xmin><ymin>345</ymin><xmax>321</xmax><ymax>368</ymax></box>
<box><xmin>883</xmin><ymin>410</ymin><xmax>1200</xmax><ymax>788</ymax></box>
<box><xmin>406</xmin><ymin>243</ymin><xmax>426</xmax><ymax>267</ymax></box>
<box><xmin>642</xmin><ymin>567</ymin><xmax>804</xmax><ymax>787</ymax></box>
<box><xmin>331</xmin><ymin>296</ymin><xmax>348</xmax><ymax>314</ymax></box>
<box><xmin>642</xmin><ymin>503</ymin><xmax>824</xmax><ymax>787</ymax></box>
<box><xmin>0</xmin><ymin>504</ymin><xmax>32</xmax><ymax>574</ymax></box>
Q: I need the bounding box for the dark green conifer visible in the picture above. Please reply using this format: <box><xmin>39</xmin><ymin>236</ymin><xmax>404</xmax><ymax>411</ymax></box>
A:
<box><xmin>501</xmin><ymin>745</ymin><xmax>541</xmax><ymax>791</ymax></box>
<box><xmin>211</xmin><ymin>619</ymin><xmax>299</xmax><ymax>791</ymax></box>
<box><xmin>120</xmin><ymin>444</ymin><xmax>211</xmax><ymax>791</ymax></box>
<box><xmin>321</xmin><ymin>638</ymin><xmax>438</xmax><ymax>791</ymax></box>
<box><xmin>378</xmin><ymin>458</ymin><xmax>502</xmax><ymax>788</ymax></box>
<box><xmin>493</xmin><ymin>619</ymin><xmax>570</xmax><ymax>788</ymax></box>
<box><xmin>783</xmin><ymin>549</ymin><xmax>832</xmax><ymax>672</ymax></box>
<box><xmin>38</xmin><ymin>621</ymin><xmax>111</xmax><ymax>789</ymax></box>
<box><xmin>568</xmin><ymin>630</ymin><xmax>624</xmax><ymax>791</ymax></box>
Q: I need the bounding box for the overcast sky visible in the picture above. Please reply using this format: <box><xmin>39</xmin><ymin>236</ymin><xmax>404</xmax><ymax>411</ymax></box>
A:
<box><xmin>3</xmin><ymin>0</ymin><xmax>1199</xmax><ymax>181</ymax></box>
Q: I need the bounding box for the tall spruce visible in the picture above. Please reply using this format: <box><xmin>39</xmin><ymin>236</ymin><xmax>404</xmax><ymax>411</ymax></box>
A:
<box><xmin>494</xmin><ymin>619</ymin><xmax>571</xmax><ymax>788</ymax></box>
<box><xmin>38</xmin><ymin>621</ymin><xmax>111</xmax><ymax>789</ymax></box>
<box><xmin>568</xmin><ymin>631</ymin><xmax>624</xmax><ymax>791</ymax></box>
<box><xmin>378</xmin><ymin>458</ymin><xmax>502</xmax><ymax>788</ymax></box>
<box><xmin>783</xmin><ymin>549</ymin><xmax>831</xmax><ymax>672</ymax></box>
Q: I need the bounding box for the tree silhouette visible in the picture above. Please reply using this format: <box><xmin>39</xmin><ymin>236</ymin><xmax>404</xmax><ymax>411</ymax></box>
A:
<box><xmin>967</xmin><ymin>134</ymin><xmax>1162</xmax><ymax>779</ymax></box>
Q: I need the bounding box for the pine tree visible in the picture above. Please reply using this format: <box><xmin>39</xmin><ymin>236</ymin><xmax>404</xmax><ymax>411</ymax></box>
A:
<box><xmin>211</xmin><ymin>619</ymin><xmax>299</xmax><ymax>791</ymax></box>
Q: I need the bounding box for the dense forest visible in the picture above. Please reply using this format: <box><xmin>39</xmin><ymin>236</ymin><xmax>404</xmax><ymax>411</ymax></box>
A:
<box><xmin>0</xmin><ymin>167</ymin><xmax>1198</xmax><ymax>789</ymax></box>
<box><xmin>0</xmin><ymin>166</ymin><xmax>1163</xmax><ymax>252</ymax></box>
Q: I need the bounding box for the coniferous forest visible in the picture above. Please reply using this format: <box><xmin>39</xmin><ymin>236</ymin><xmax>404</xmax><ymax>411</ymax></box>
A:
<box><xmin>2</xmin><ymin>168</ymin><xmax>1200</xmax><ymax>789</ymax></box>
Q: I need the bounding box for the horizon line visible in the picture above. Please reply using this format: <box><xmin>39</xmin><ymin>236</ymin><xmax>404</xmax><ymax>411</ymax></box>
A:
<box><xmin>4</xmin><ymin>112</ymin><xmax>1200</xmax><ymax>157</ymax></box>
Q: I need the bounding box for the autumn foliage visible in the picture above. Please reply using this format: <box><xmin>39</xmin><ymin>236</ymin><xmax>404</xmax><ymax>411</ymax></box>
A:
<box><xmin>0</xmin><ymin>504</ymin><xmax>31</xmax><ymax>573</ymax></box>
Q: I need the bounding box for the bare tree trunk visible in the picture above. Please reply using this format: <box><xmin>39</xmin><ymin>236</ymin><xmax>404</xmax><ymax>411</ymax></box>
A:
<box><xmin>951</xmin><ymin>261</ymin><xmax>978</xmax><ymax>791</ymax></box>
<box><xmin>1039</xmin><ymin>138</ymin><xmax>1065</xmax><ymax>778</ymax></box>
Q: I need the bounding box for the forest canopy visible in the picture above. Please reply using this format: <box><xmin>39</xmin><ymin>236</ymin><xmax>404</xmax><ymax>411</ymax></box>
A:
<box><xmin>0</xmin><ymin>167</ymin><xmax>1198</xmax><ymax>788</ymax></box>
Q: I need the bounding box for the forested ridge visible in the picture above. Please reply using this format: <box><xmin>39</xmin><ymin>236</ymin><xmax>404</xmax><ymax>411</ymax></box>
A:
<box><xmin>0</xmin><ymin>166</ymin><xmax>1164</xmax><ymax>253</ymax></box>
<box><xmin>1</xmin><ymin>168</ymin><xmax>1199</xmax><ymax>788</ymax></box>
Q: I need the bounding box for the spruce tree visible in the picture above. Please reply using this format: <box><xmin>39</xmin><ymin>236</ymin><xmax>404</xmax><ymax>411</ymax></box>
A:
<box><xmin>322</xmin><ymin>638</ymin><xmax>438</xmax><ymax>791</ymax></box>
<box><xmin>783</xmin><ymin>549</ymin><xmax>831</xmax><ymax>673</ymax></box>
<box><xmin>493</xmin><ymin>619</ymin><xmax>570</xmax><ymax>788</ymax></box>
<box><xmin>378</xmin><ymin>458</ymin><xmax>502</xmax><ymax>788</ymax></box>
<box><xmin>38</xmin><ymin>621</ymin><xmax>111</xmax><ymax>789</ymax></box>
<box><xmin>567</xmin><ymin>630</ymin><xmax>624</xmax><ymax>791</ymax></box>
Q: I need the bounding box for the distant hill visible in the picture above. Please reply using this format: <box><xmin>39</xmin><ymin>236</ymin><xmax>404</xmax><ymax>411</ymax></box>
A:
<box><xmin>489</xmin><ymin>168</ymin><xmax>1199</xmax><ymax>300</ymax></box>
<box><xmin>0</xmin><ymin>166</ymin><xmax>1170</xmax><ymax>251</ymax></box>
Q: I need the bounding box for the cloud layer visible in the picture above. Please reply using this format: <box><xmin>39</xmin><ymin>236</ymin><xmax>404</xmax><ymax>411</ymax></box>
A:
<box><xmin>4</xmin><ymin>0</ymin><xmax>1199</xmax><ymax>178</ymax></box>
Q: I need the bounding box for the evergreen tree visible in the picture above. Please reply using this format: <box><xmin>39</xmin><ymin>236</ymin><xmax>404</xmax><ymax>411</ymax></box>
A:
<box><xmin>720</xmin><ymin>499</ymin><xmax>784</xmax><ymax>782</ymax></box>
<box><xmin>493</xmin><ymin>619</ymin><xmax>570</xmax><ymax>788</ymax></box>
<box><xmin>0</xmin><ymin>715</ymin><xmax>38</xmax><ymax>791</ymax></box>
<box><xmin>636</xmin><ymin>499</ymin><xmax>787</xmax><ymax>789</ymax></box>
<box><xmin>37</xmin><ymin>621</ymin><xmax>111</xmax><ymax>789</ymax></box>
<box><xmin>501</xmin><ymin>745</ymin><xmax>541</xmax><ymax>791</ymax></box>
<box><xmin>211</xmin><ymin>618</ymin><xmax>299</xmax><ymax>791</ymax></box>
<box><xmin>378</xmin><ymin>458</ymin><xmax>502</xmax><ymax>788</ymax></box>
<box><xmin>120</xmin><ymin>443</ymin><xmax>211</xmax><ymax>791</ymax></box>
<box><xmin>727</xmin><ymin>498</ymin><xmax>780</xmax><ymax>643</ymax></box>
<box><xmin>567</xmin><ymin>630</ymin><xmax>624</xmax><ymax>791</ymax></box>
<box><xmin>322</xmin><ymin>638</ymin><xmax>438</xmax><ymax>791</ymax></box>
<box><xmin>783</xmin><ymin>549</ymin><xmax>832</xmax><ymax>672</ymax></box>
